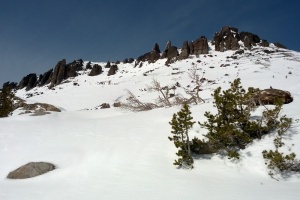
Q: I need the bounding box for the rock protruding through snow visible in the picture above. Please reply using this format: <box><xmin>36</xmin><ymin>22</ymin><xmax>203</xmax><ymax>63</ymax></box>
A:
<box><xmin>7</xmin><ymin>162</ymin><xmax>55</xmax><ymax>179</ymax></box>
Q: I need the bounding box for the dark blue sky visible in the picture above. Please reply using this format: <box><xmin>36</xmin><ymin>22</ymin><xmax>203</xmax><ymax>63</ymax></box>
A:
<box><xmin>1</xmin><ymin>0</ymin><xmax>299</xmax><ymax>86</ymax></box>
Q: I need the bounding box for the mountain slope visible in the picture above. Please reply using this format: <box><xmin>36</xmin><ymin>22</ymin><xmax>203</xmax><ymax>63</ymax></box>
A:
<box><xmin>1</xmin><ymin>38</ymin><xmax>300</xmax><ymax>199</ymax></box>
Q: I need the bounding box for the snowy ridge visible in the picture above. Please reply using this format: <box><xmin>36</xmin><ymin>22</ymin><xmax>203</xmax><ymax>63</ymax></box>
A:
<box><xmin>1</xmin><ymin>44</ymin><xmax>300</xmax><ymax>200</ymax></box>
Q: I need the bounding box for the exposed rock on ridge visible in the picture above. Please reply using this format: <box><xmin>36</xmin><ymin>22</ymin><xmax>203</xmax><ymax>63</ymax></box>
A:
<box><xmin>89</xmin><ymin>64</ymin><xmax>102</xmax><ymax>76</ymax></box>
<box><xmin>179</xmin><ymin>41</ymin><xmax>190</xmax><ymax>60</ymax></box>
<box><xmin>17</xmin><ymin>73</ymin><xmax>37</xmax><ymax>90</ymax></box>
<box><xmin>48</xmin><ymin>59</ymin><xmax>83</xmax><ymax>88</ymax></box>
<box><xmin>3</xmin><ymin>26</ymin><xmax>289</xmax><ymax>92</ymax></box>
<box><xmin>212</xmin><ymin>26</ymin><xmax>284</xmax><ymax>51</ymax></box>
<box><xmin>193</xmin><ymin>36</ymin><xmax>209</xmax><ymax>55</ymax></box>
<box><xmin>137</xmin><ymin>43</ymin><xmax>161</xmax><ymax>64</ymax></box>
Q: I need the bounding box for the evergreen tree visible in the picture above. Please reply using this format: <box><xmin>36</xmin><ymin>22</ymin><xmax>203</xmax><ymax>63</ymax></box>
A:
<box><xmin>169</xmin><ymin>104</ymin><xmax>195</xmax><ymax>168</ymax></box>
<box><xmin>0</xmin><ymin>87</ymin><xmax>14</xmax><ymax>118</ymax></box>
<box><xmin>199</xmin><ymin>78</ymin><xmax>287</xmax><ymax>159</ymax></box>
<box><xmin>199</xmin><ymin>79</ymin><xmax>256</xmax><ymax>158</ymax></box>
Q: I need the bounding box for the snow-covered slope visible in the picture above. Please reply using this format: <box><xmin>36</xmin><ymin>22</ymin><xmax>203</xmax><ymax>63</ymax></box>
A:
<box><xmin>1</xmin><ymin>44</ymin><xmax>300</xmax><ymax>200</ymax></box>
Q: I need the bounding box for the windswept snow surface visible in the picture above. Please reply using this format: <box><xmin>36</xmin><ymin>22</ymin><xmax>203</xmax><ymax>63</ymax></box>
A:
<box><xmin>1</xmin><ymin>45</ymin><xmax>300</xmax><ymax>199</ymax></box>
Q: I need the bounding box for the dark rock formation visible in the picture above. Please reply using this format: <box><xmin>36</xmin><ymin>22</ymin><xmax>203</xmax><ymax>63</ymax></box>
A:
<box><xmin>160</xmin><ymin>41</ymin><xmax>179</xmax><ymax>64</ymax></box>
<box><xmin>274</xmin><ymin>42</ymin><xmax>287</xmax><ymax>49</ymax></box>
<box><xmin>105</xmin><ymin>61</ymin><xmax>111</xmax><ymax>68</ymax></box>
<box><xmin>167</xmin><ymin>46</ymin><xmax>178</xmax><ymax>59</ymax></box>
<box><xmin>113</xmin><ymin>102</ymin><xmax>121</xmax><ymax>107</ymax></box>
<box><xmin>137</xmin><ymin>43</ymin><xmax>161</xmax><ymax>63</ymax></box>
<box><xmin>123</xmin><ymin>58</ymin><xmax>129</xmax><ymax>63</ymax></box>
<box><xmin>189</xmin><ymin>41</ymin><xmax>194</xmax><ymax>54</ymax></box>
<box><xmin>17</xmin><ymin>73</ymin><xmax>37</xmax><ymax>90</ymax></box>
<box><xmin>48</xmin><ymin>59</ymin><xmax>83</xmax><ymax>88</ymax></box>
<box><xmin>234</xmin><ymin>49</ymin><xmax>245</xmax><ymax>55</ymax></box>
<box><xmin>179</xmin><ymin>41</ymin><xmax>190</xmax><ymax>60</ymax></box>
<box><xmin>239</xmin><ymin>32</ymin><xmax>260</xmax><ymax>47</ymax></box>
<box><xmin>137</xmin><ymin>52</ymin><xmax>151</xmax><ymax>63</ymax></box>
<box><xmin>148</xmin><ymin>43</ymin><xmax>161</xmax><ymax>62</ymax></box>
<box><xmin>107</xmin><ymin>64</ymin><xmax>118</xmax><ymax>76</ymax></box>
<box><xmin>220</xmin><ymin>41</ymin><xmax>225</xmax><ymax>52</ymax></box>
<box><xmin>38</xmin><ymin>69</ymin><xmax>53</xmax><ymax>87</ymax></box>
<box><xmin>26</xmin><ymin>75</ymin><xmax>37</xmax><ymax>91</ymax></box>
<box><xmin>231</xmin><ymin>37</ymin><xmax>240</xmax><ymax>50</ymax></box>
<box><xmin>259</xmin><ymin>89</ymin><xmax>293</xmax><ymax>105</ymax></box>
<box><xmin>66</xmin><ymin>59</ymin><xmax>83</xmax><ymax>78</ymax></box>
<box><xmin>253</xmin><ymin>89</ymin><xmax>293</xmax><ymax>105</ymax></box>
<box><xmin>161</xmin><ymin>41</ymin><xmax>179</xmax><ymax>61</ymax></box>
<box><xmin>2</xmin><ymin>82</ymin><xmax>17</xmax><ymax>90</ymax></box>
<box><xmin>86</xmin><ymin>61</ymin><xmax>92</xmax><ymax>69</ymax></box>
<box><xmin>7</xmin><ymin>162</ymin><xmax>55</xmax><ymax>179</ymax></box>
<box><xmin>213</xmin><ymin>26</ymin><xmax>240</xmax><ymax>51</ymax></box>
<box><xmin>153</xmin><ymin>43</ymin><xmax>161</xmax><ymax>53</ymax></box>
<box><xmin>89</xmin><ymin>64</ymin><xmax>102</xmax><ymax>76</ymax></box>
<box><xmin>194</xmin><ymin>36</ymin><xmax>209</xmax><ymax>55</ymax></box>
<box><xmin>128</xmin><ymin>58</ymin><xmax>134</xmax><ymax>63</ymax></box>
<box><xmin>213</xmin><ymin>26</ymin><xmax>261</xmax><ymax>51</ymax></box>
<box><xmin>243</xmin><ymin>36</ymin><xmax>251</xmax><ymax>49</ymax></box>
<box><xmin>50</xmin><ymin>59</ymin><xmax>67</xmax><ymax>87</ymax></box>
<box><xmin>260</xmin><ymin>40</ymin><xmax>269</xmax><ymax>47</ymax></box>
<box><xmin>100</xmin><ymin>103</ymin><xmax>110</xmax><ymax>109</ymax></box>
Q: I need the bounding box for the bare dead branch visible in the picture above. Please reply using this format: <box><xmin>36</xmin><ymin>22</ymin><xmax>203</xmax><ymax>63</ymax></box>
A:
<box><xmin>120</xmin><ymin>89</ymin><xmax>159</xmax><ymax>111</ymax></box>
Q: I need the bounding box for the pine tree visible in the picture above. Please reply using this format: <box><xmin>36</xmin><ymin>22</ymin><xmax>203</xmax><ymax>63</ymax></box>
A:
<box><xmin>0</xmin><ymin>87</ymin><xmax>14</xmax><ymax>118</ymax></box>
<box><xmin>199</xmin><ymin>79</ymin><xmax>255</xmax><ymax>159</ymax></box>
<box><xmin>199</xmin><ymin>78</ymin><xmax>290</xmax><ymax>159</ymax></box>
<box><xmin>169</xmin><ymin>104</ymin><xmax>195</xmax><ymax>168</ymax></box>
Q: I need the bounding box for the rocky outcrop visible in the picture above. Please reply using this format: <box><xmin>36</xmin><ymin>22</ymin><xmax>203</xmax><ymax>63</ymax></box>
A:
<box><xmin>243</xmin><ymin>36</ymin><xmax>251</xmax><ymax>49</ymax></box>
<box><xmin>148</xmin><ymin>43</ymin><xmax>161</xmax><ymax>63</ymax></box>
<box><xmin>113</xmin><ymin>102</ymin><xmax>121</xmax><ymax>107</ymax></box>
<box><xmin>21</xmin><ymin>103</ymin><xmax>61</xmax><ymax>112</ymax></box>
<box><xmin>123</xmin><ymin>58</ymin><xmax>134</xmax><ymax>64</ymax></box>
<box><xmin>193</xmin><ymin>36</ymin><xmax>209</xmax><ymax>55</ymax></box>
<box><xmin>49</xmin><ymin>59</ymin><xmax>83</xmax><ymax>88</ymax></box>
<box><xmin>274</xmin><ymin>42</ymin><xmax>287</xmax><ymax>49</ymax></box>
<box><xmin>213</xmin><ymin>26</ymin><xmax>261</xmax><ymax>51</ymax></box>
<box><xmin>128</xmin><ymin>58</ymin><xmax>135</xmax><ymax>63</ymax></box>
<box><xmin>89</xmin><ymin>64</ymin><xmax>102</xmax><ymax>76</ymax></box>
<box><xmin>107</xmin><ymin>65</ymin><xmax>118</xmax><ymax>76</ymax></box>
<box><xmin>2</xmin><ymin>82</ymin><xmax>17</xmax><ymax>90</ymax></box>
<box><xmin>14</xmin><ymin>97</ymin><xmax>61</xmax><ymax>115</ymax></box>
<box><xmin>17</xmin><ymin>73</ymin><xmax>37</xmax><ymax>90</ymax></box>
<box><xmin>66</xmin><ymin>59</ymin><xmax>83</xmax><ymax>78</ymax></box>
<box><xmin>50</xmin><ymin>59</ymin><xmax>66</xmax><ymax>87</ymax></box>
<box><xmin>38</xmin><ymin>69</ymin><xmax>53</xmax><ymax>87</ymax></box>
<box><xmin>105</xmin><ymin>61</ymin><xmax>111</xmax><ymax>68</ymax></box>
<box><xmin>161</xmin><ymin>41</ymin><xmax>171</xmax><ymax>59</ymax></box>
<box><xmin>100</xmin><ymin>103</ymin><xmax>110</xmax><ymax>109</ymax></box>
<box><xmin>7</xmin><ymin>162</ymin><xmax>55</xmax><ymax>179</ymax></box>
<box><xmin>256</xmin><ymin>89</ymin><xmax>293</xmax><ymax>105</ymax></box>
<box><xmin>239</xmin><ymin>32</ymin><xmax>260</xmax><ymax>47</ymax></box>
<box><xmin>231</xmin><ymin>37</ymin><xmax>240</xmax><ymax>50</ymax></box>
<box><xmin>26</xmin><ymin>75</ymin><xmax>37</xmax><ymax>91</ymax></box>
<box><xmin>189</xmin><ymin>41</ymin><xmax>194</xmax><ymax>54</ymax></box>
<box><xmin>179</xmin><ymin>41</ymin><xmax>190</xmax><ymax>60</ymax></box>
<box><xmin>213</xmin><ymin>26</ymin><xmax>240</xmax><ymax>51</ymax></box>
<box><xmin>260</xmin><ymin>40</ymin><xmax>269</xmax><ymax>47</ymax></box>
<box><xmin>161</xmin><ymin>41</ymin><xmax>179</xmax><ymax>61</ymax></box>
<box><xmin>86</xmin><ymin>61</ymin><xmax>92</xmax><ymax>69</ymax></box>
<box><xmin>137</xmin><ymin>43</ymin><xmax>161</xmax><ymax>63</ymax></box>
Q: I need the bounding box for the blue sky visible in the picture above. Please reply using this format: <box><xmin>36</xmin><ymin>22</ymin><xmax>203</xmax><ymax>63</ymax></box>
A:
<box><xmin>0</xmin><ymin>0</ymin><xmax>299</xmax><ymax>86</ymax></box>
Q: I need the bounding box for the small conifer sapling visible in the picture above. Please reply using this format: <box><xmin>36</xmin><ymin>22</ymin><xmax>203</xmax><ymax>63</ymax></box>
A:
<box><xmin>169</xmin><ymin>104</ymin><xmax>195</xmax><ymax>168</ymax></box>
